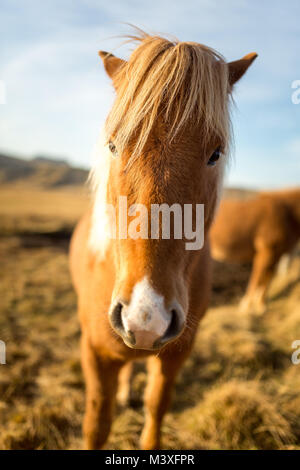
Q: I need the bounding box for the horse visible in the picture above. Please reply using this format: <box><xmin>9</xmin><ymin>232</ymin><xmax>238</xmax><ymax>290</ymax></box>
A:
<box><xmin>210</xmin><ymin>188</ymin><xmax>300</xmax><ymax>314</ymax></box>
<box><xmin>69</xmin><ymin>31</ymin><xmax>257</xmax><ymax>450</ymax></box>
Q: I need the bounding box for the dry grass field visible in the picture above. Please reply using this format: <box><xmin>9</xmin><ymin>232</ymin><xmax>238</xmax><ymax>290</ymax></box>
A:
<box><xmin>0</xmin><ymin>183</ymin><xmax>300</xmax><ymax>450</ymax></box>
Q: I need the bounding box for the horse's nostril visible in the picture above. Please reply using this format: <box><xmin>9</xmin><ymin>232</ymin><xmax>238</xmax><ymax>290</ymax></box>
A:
<box><xmin>126</xmin><ymin>329</ymin><xmax>136</xmax><ymax>346</ymax></box>
<box><xmin>152</xmin><ymin>308</ymin><xmax>183</xmax><ymax>349</ymax></box>
<box><xmin>110</xmin><ymin>302</ymin><xmax>136</xmax><ymax>346</ymax></box>
<box><xmin>165</xmin><ymin>309</ymin><xmax>181</xmax><ymax>339</ymax></box>
<box><xmin>110</xmin><ymin>302</ymin><xmax>124</xmax><ymax>332</ymax></box>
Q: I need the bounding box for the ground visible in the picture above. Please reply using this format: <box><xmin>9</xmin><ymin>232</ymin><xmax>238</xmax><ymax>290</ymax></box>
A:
<box><xmin>0</xmin><ymin>184</ymin><xmax>299</xmax><ymax>450</ymax></box>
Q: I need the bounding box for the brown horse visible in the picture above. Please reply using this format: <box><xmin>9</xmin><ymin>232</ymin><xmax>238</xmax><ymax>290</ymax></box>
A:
<box><xmin>69</xmin><ymin>32</ymin><xmax>257</xmax><ymax>450</ymax></box>
<box><xmin>210</xmin><ymin>188</ymin><xmax>300</xmax><ymax>314</ymax></box>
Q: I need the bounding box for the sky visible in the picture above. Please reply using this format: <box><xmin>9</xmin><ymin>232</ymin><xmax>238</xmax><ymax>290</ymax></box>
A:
<box><xmin>0</xmin><ymin>0</ymin><xmax>300</xmax><ymax>189</ymax></box>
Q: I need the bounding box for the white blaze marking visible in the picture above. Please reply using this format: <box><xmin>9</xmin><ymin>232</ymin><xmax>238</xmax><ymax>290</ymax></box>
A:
<box><xmin>122</xmin><ymin>277</ymin><xmax>170</xmax><ymax>339</ymax></box>
<box><xmin>89</xmin><ymin>129</ymin><xmax>112</xmax><ymax>257</ymax></box>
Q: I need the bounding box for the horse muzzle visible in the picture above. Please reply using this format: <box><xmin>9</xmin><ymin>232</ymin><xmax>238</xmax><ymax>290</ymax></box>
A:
<box><xmin>108</xmin><ymin>278</ymin><xmax>185</xmax><ymax>350</ymax></box>
<box><xmin>109</xmin><ymin>301</ymin><xmax>185</xmax><ymax>350</ymax></box>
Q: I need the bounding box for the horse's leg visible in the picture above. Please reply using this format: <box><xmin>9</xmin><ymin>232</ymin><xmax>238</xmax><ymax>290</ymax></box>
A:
<box><xmin>140</xmin><ymin>353</ymin><xmax>187</xmax><ymax>450</ymax></box>
<box><xmin>278</xmin><ymin>246</ymin><xmax>300</xmax><ymax>279</ymax></box>
<box><xmin>277</xmin><ymin>253</ymin><xmax>291</xmax><ymax>277</ymax></box>
<box><xmin>117</xmin><ymin>362</ymin><xmax>133</xmax><ymax>407</ymax></box>
<box><xmin>240</xmin><ymin>246</ymin><xmax>279</xmax><ymax>314</ymax></box>
<box><xmin>81</xmin><ymin>334</ymin><xmax>123</xmax><ymax>449</ymax></box>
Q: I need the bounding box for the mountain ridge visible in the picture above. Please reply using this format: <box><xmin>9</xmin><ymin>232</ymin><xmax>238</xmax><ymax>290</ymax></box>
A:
<box><xmin>0</xmin><ymin>153</ymin><xmax>88</xmax><ymax>187</ymax></box>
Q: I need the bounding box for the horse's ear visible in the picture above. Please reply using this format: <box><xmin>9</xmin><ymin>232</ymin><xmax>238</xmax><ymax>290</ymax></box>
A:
<box><xmin>228</xmin><ymin>52</ymin><xmax>258</xmax><ymax>86</ymax></box>
<box><xmin>98</xmin><ymin>51</ymin><xmax>125</xmax><ymax>80</ymax></box>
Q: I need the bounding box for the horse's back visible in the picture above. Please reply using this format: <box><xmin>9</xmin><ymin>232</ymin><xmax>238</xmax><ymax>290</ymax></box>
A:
<box><xmin>210</xmin><ymin>198</ymin><xmax>259</xmax><ymax>262</ymax></box>
<box><xmin>210</xmin><ymin>195</ymin><xmax>295</xmax><ymax>263</ymax></box>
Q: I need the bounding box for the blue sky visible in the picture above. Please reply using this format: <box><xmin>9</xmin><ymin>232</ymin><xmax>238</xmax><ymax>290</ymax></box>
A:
<box><xmin>0</xmin><ymin>0</ymin><xmax>299</xmax><ymax>188</ymax></box>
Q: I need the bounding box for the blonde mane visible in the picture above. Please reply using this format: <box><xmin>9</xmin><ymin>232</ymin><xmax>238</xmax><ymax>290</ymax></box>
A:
<box><xmin>106</xmin><ymin>32</ymin><xmax>232</xmax><ymax>159</ymax></box>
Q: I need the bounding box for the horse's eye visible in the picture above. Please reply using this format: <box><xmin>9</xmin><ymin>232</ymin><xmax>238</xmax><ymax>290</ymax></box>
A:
<box><xmin>207</xmin><ymin>148</ymin><xmax>221</xmax><ymax>166</ymax></box>
<box><xmin>108</xmin><ymin>140</ymin><xmax>118</xmax><ymax>157</ymax></box>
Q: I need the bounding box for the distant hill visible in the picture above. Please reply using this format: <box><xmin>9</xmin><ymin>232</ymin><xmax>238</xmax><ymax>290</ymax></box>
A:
<box><xmin>0</xmin><ymin>152</ymin><xmax>257</xmax><ymax>197</ymax></box>
<box><xmin>0</xmin><ymin>153</ymin><xmax>88</xmax><ymax>188</ymax></box>
<box><xmin>33</xmin><ymin>155</ymin><xmax>69</xmax><ymax>166</ymax></box>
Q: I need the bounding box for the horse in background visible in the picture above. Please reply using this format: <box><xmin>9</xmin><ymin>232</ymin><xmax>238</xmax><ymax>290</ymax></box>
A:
<box><xmin>210</xmin><ymin>188</ymin><xmax>300</xmax><ymax>314</ymax></box>
<box><xmin>69</xmin><ymin>31</ymin><xmax>257</xmax><ymax>449</ymax></box>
